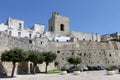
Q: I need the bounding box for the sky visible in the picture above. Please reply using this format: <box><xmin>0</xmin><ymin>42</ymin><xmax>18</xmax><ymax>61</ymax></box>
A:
<box><xmin>0</xmin><ymin>0</ymin><xmax>120</xmax><ymax>35</ymax></box>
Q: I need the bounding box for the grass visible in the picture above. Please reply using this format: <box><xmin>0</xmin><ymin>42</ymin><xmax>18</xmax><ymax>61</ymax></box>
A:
<box><xmin>47</xmin><ymin>70</ymin><xmax>61</xmax><ymax>74</ymax></box>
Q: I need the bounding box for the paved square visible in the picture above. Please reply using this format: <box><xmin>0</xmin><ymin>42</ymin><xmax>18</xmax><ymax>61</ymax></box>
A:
<box><xmin>1</xmin><ymin>70</ymin><xmax>120</xmax><ymax>80</ymax></box>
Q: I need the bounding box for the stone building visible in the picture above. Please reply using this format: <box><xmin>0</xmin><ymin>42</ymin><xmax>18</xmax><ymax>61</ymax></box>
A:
<box><xmin>0</xmin><ymin>12</ymin><xmax>120</xmax><ymax>75</ymax></box>
<box><xmin>0</xmin><ymin>12</ymin><xmax>101</xmax><ymax>42</ymax></box>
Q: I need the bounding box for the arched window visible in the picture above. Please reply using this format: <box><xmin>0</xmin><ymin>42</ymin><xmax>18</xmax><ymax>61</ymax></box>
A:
<box><xmin>60</xmin><ymin>24</ymin><xmax>64</xmax><ymax>31</ymax></box>
<box><xmin>18</xmin><ymin>32</ymin><xmax>21</xmax><ymax>37</ymax></box>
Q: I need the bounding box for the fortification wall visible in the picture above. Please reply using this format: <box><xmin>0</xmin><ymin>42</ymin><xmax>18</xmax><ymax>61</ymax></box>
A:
<box><xmin>0</xmin><ymin>32</ymin><xmax>43</xmax><ymax>53</ymax></box>
<box><xmin>1</xmin><ymin>32</ymin><xmax>120</xmax><ymax>75</ymax></box>
<box><xmin>71</xmin><ymin>31</ymin><xmax>101</xmax><ymax>42</ymax></box>
<box><xmin>45</xmin><ymin>41</ymin><xmax>120</xmax><ymax>67</ymax></box>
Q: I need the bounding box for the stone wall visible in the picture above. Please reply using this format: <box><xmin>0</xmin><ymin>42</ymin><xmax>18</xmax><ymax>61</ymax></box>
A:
<box><xmin>71</xmin><ymin>31</ymin><xmax>101</xmax><ymax>42</ymax></box>
<box><xmin>0</xmin><ymin>32</ymin><xmax>43</xmax><ymax>52</ymax></box>
<box><xmin>1</xmin><ymin>32</ymin><xmax>120</xmax><ymax>75</ymax></box>
<box><xmin>43</xmin><ymin>41</ymin><xmax>120</xmax><ymax>67</ymax></box>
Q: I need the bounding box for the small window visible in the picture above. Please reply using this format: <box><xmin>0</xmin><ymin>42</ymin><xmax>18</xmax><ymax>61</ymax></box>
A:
<box><xmin>109</xmin><ymin>54</ymin><xmax>111</xmax><ymax>57</ymax></box>
<box><xmin>41</xmin><ymin>41</ymin><xmax>43</xmax><ymax>45</ymax></box>
<box><xmin>9</xmin><ymin>31</ymin><xmax>12</xmax><ymax>35</ymax></box>
<box><xmin>84</xmin><ymin>53</ymin><xmax>86</xmax><ymax>57</ymax></box>
<box><xmin>18</xmin><ymin>32</ymin><xmax>21</xmax><ymax>37</ymax></box>
<box><xmin>60</xmin><ymin>24</ymin><xmax>64</xmax><ymax>31</ymax></box>
<box><xmin>39</xmin><ymin>34</ymin><xmax>42</xmax><ymax>38</ymax></box>
<box><xmin>19</xmin><ymin>23</ymin><xmax>22</xmax><ymax>29</ymax></box>
<box><xmin>5</xmin><ymin>30</ymin><xmax>8</xmax><ymax>32</ymax></box>
<box><xmin>79</xmin><ymin>53</ymin><xmax>82</xmax><ymax>56</ymax></box>
<box><xmin>29</xmin><ymin>34</ymin><xmax>32</xmax><ymax>38</ymax></box>
<box><xmin>50</xmin><ymin>26</ymin><xmax>53</xmax><ymax>31</ymax></box>
<box><xmin>57</xmin><ymin>51</ymin><xmax>60</xmax><ymax>53</ymax></box>
<box><xmin>83</xmin><ymin>39</ymin><xmax>85</xmax><ymax>41</ymax></box>
<box><xmin>29</xmin><ymin>40</ymin><xmax>32</xmax><ymax>44</ymax></box>
<box><xmin>72</xmin><ymin>52</ymin><xmax>74</xmax><ymax>55</ymax></box>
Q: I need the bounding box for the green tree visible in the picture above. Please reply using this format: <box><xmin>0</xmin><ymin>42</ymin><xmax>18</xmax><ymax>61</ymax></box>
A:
<box><xmin>43</xmin><ymin>52</ymin><xmax>57</xmax><ymax>73</ymax></box>
<box><xmin>27</xmin><ymin>50</ymin><xmax>44</xmax><ymax>74</ymax></box>
<box><xmin>67</xmin><ymin>56</ymin><xmax>81</xmax><ymax>66</ymax></box>
<box><xmin>1</xmin><ymin>48</ymin><xmax>27</xmax><ymax>77</ymax></box>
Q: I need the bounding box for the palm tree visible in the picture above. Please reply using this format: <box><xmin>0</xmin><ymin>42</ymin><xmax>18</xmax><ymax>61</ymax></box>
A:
<box><xmin>27</xmin><ymin>50</ymin><xmax>44</xmax><ymax>74</ymax></box>
<box><xmin>1</xmin><ymin>48</ymin><xmax>27</xmax><ymax>77</ymax></box>
<box><xmin>67</xmin><ymin>56</ymin><xmax>81</xmax><ymax>66</ymax></box>
<box><xmin>43</xmin><ymin>52</ymin><xmax>57</xmax><ymax>73</ymax></box>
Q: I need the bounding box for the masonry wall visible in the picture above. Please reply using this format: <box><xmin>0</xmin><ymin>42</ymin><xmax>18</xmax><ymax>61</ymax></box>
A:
<box><xmin>71</xmin><ymin>31</ymin><xmax>101</xmax><ymax>42</ymax></box>
<box><xmin>1</xmin><ymin>32</ymin><xmax>120</xmax><ymax>75</ymax></box>
<box><xmin>44</xmin><ymin>41</ymin><xmax>120</xmax><ymax>67</ymax></box>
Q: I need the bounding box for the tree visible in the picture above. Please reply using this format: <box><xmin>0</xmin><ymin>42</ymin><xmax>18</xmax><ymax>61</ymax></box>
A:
<box><xmin>67</xmin><ymin>56</ymin><xmax>81</xmax><ymax>66</ymax></box>
<box><xmin>43</xmin><ymin>52</ymin><xmax>57</xmax><ymax>73</ymax></box>
<box><xmin>27</xmin><ymin>50</ymin><xmax>44</xmax><ymax>74</ymax></box>
<box><xmin>1</xmin><ymin>48</ymin><xmax>27</xmax><ymax>77</ymax></box>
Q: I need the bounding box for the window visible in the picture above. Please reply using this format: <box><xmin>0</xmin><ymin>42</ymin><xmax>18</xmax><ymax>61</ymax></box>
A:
<box><xmin>9</xmin><ymin>31</ymin><xmax>11</xmax><ymax>35</ymax></box>
<box><xmin>60</xmin><ymin>24</ymin><xmax>64</xmax><ymax>31</ymax></box>
<box><xmin>57</xmin><ymin>51</ymin><xmax>60</xmax><ymax>53</ymax></box>
<box><xmin>29</xmin><ymin>34</ymin><xmax>32</xmax><ymax>38</ymax></box>
<box><xmin>109</xmin><ymin>54</ymin><xmax>111</xmax><ymax>57</ymax></box>
<box><xmin>41</xmin><ymin>41</ymin><xmax>43</xmax><ymax>45</ymax></box>
<box><xmin>18</xmin><ymin>32</ymin><xmax>21</xmax><ymax>37</ymax></box>
<box><xmin>29</xmin><ymin>40</ymin><xmax>32</xmax><ymax>44</ymax></box>
<box><xmin>72</xmin><ymin>52</ymin><xmax>74</xmax><ymax>55</ymax></box>
<box><xmin>19</xmin><ymin>23</ymin><xmax>22</xmax><ymax>29</ymax></box>
<box><xmin>50</xmin><ymin>26</ymin><xmax>53</xmax><ymax>31</ymax></box>
<box><xmin>84</xmin><ymin>53</ymin><xmax>86</xmax><ymax>57</ymax></box>
<box><xmin>5</xmin><ymin>30</ymin><xmax>8</xmax><ymax>32</ymax></box>
<box><xmin>83</xmin><ymin>39</ymin><xmax>85</xmax><ymax>41</ymax></box>
<box><xmin>39</xmin><ymin>34</ymin><xmax>42</xmax><ymax>38</ymax></box>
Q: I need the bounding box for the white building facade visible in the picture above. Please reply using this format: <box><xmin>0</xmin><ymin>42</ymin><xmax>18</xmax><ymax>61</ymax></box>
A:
<box><xmin>0</xmin><ymin>17</ymin><xmax>45</xmax><ymax>39</ymax></box>
<box><xmin>0</xmin><ymin>12</ymin><xmax>101</xmax><ymax>42</ymax></box>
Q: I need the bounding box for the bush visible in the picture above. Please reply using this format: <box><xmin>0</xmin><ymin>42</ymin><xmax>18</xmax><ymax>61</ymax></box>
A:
<box><xmin>106</xmin><ymin>66</ymin><xmax>115</xmax><ymax>71</ymax></box>
<box><xmin>61</xmin><ymin>66</ymin><xmax>67</xmax><ymax>71</ymax></box>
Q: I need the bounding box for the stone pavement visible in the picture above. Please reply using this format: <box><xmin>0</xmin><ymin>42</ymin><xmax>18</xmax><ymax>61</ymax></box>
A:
<box><xmin>1</xmin><ymin>70</ymin><xmax>120</xmax><ymax>80</ymax></box>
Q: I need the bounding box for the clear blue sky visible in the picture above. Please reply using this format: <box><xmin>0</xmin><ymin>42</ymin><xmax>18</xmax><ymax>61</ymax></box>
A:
<box><xmin>0</xmin><ymin>0</ymin><xmax>120</xmax><ymax>35</ymax></box>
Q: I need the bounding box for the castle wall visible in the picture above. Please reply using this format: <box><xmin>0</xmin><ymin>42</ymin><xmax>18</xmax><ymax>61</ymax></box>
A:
<box><xmin>71</xmin><ymin>31</ymin><xmax>101</xmax><ymax>42</ymax></box>
<box><xmin>42</xmin><ymin>41</ymin><xmax>120</xmax><ymax>67</ymax></box>
<box><xmin>0</xmin><ymin>32</ymin><xmax>43</xmax><ymax>53</ymax></box>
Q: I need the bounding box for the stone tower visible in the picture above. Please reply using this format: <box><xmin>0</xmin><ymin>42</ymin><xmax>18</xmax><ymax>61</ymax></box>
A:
<box><xmin>48</xmin><ymin>12</ymin><xmax>70</xmax><ymax>36</ymax></box>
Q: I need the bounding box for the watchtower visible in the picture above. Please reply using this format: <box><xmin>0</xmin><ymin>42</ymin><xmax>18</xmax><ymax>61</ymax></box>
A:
<box><xmin>48</xmin><ymin>12</ymin><xmax>70</xmax><ymax>36</ymax></box>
